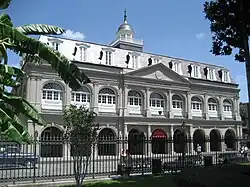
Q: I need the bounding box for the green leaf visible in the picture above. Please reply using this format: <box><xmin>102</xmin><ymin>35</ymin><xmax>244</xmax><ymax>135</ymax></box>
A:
<box><xmin>2</xmin><ymin>93</ymin><xmax>46</xmax><ymax>126</ymax></box>
<box><xmin>0</xmin><ymin>64</ymin><xmax>25</xmax><ymax>77</ymax></box>
<box><xmin>0</xmin><ymin>13</ymin><xmax>13</xmax><ymax>27</ymax></box>
<box><xmin>0</xmin><ymin>22</ymin><xmax>90</xmax><ymax>90</ymax></box>
<box><xmin>0</xmin><ymin>107</ymin><xmax>30</xmax><ymax>143</ymax></box>
<box><xmin>0</xmin><ymin>0</ymin><xmax>11</xmax><ymax>10</ymax></box>
<box><xmin>16</xmin><ymin>24</ymin><xmax>65</xmax><ymax>35</ymax></box>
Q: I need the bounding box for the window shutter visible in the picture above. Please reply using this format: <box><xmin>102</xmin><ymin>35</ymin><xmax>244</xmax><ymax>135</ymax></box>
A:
<box><xmin>191</xmin><ymin>65</ymin><xmax>195</xmax><ymax>77</ymax></box>
<box><xmin>212</xmin><ymin>69</ymin><xmax>216</xmax><ymax>80</ymax></box>
<box><xmin>197</xmin><ymin>66</ymin><xmax>201</xmax><ymax>78</ymax></box>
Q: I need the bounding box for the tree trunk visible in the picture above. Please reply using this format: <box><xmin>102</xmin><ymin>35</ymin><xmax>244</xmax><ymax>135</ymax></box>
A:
<box><xmin>240</xmin><ymin>0</ymin><xmax>250</xmax><ymax>139</ymax></box>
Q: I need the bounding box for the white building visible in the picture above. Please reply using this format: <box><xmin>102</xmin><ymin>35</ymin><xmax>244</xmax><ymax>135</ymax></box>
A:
<box><xmin>19</xmin><ymin>11</ymin><xmax>242</xmax><ymax>157</ymax></box>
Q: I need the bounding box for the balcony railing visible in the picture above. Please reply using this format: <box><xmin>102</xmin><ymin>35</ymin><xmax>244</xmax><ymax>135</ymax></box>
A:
<box><xmin>110</xmin><ymin>36</ymin><xmax>143</xmax><ymax>46</ymax></box>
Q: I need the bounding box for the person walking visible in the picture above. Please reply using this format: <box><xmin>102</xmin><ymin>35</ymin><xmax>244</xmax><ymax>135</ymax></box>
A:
<box><xmin>125</xmin><ymin>149</ymin><xmax>132</xmax><ymax>178</ymax></box>
<box><xmin>196</xmin><ymin>144</ymin><xmax>202</xmax><ymax>164</ymax></box>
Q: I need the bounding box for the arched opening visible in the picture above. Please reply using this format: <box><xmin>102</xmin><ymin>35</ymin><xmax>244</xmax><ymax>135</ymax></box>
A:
<box><xmin>173</xmin><ymin>129</ymin><xmax>187</xmax><ymax>153</ymax></box>
<box><xmin>42</xmin><ymin>82</ymin><xmax>63</xmax><ymax>110</ymax></box>
<box><xmin>208</xmin><ymin>98</ymin><xmax>218</xmax><ymax>117</ymax></box>
<box><xmin>151</xmin><ymin>129</ymin><xmax>168</xmax><ymax>154</ymax></box>
<box><xmin>224</xmin><ymin>129</ymin><xmax>236</xmax><ymax>151</ymax></box>
<box><xmin>223</xmin><ymin>99</ymin><xmax>233</xmax><ymax>118</ymax></box>
<box><xmin>191</xmin><ymin>96</ymin><xmax>202</xmax><ymax>117</ymax></box>
<box><xmin>172</xmin><ymin>94</ymin><xmax>184</xmax><ymax>116</ymax></box>
<box><xmin>128</xmin><ymin>129</ymin><xmax>145</xmax><ymax>155</ymax></box>
<box><xmin>71</xmin><ymin>86</ymin><xmax>91</xmax><ymax>108</ymax></box>
<box><xmin>98</xmin><ymin>88</ymin><xmax>116</xmax><ymax>113</ymax></box>
<box><xmin>40</xmin><ymin>127</ymin><xmax>63</xmax><ymax>157</ymax></box>
<box><xmin>150</xmin><ymin>93</ymin><xmax>164</xmax><ymax>115</ymax></box>
<box><xmin>127</xmin><ymin>90</ymin><xmax>142</xmax><ymax>114</ymax></box>
<box><xmin>193</xmin><ymin>129</ymin><xmax>206</xmax><ymax>152</ymax></box>
<box><xmin>98</xmin><ymin>128</ymin><xmax>116</xmax><ymax>156</ymax></box>
<box><xmin>210</xmin><ymin>129</ymin><xmax>221</xmax><ymax>151</ymax></box>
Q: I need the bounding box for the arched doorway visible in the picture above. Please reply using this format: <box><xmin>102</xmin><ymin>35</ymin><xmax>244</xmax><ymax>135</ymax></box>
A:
<box><xmin>173</xmin><ymin>129</ymin><xmax>187</xmax><ymax>153</ymax></box>
<box><xmin>193</xmin><ymin>129</ymin><xmax>206</xmax><ymax>152</ymax></box>
<box><xmin>151</xmin><ymin>129</ymin><xmax>168</xmax><ymax>154</ymax></box>
<box><xmin>224</xmin><ymin>129</ymin><xmax>236</xmax><ymax>151</ymax></box>
<box><xmin>40</xmin><ymin>127</ymin><xmax>63</xmax><ymax>157</ymax></box>
<box><xmin>128</xmin><ymin>129</ymin><xmax>145</xmax><ymax>155</ymax></box>
<box><xmin>210</xmin><ymin>129</ymin><xmax>221</xmax><ymax>151</ymax></box>
<box><xmin>98</xmin><ymin>128</ymin><xmax>116</xmax><ymax>156</ymax></box>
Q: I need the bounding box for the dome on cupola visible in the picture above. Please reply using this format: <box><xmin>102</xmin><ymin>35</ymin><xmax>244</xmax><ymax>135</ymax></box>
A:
<box><xmin>117</xmin><ymin>9</ymin><xmax>134</xmax><ymax>35</ymax></box>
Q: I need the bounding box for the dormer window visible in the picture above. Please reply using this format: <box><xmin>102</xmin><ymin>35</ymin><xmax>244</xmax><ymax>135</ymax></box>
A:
<box><xmin>191</xmin><ymin>65</ymin><xmax>201</xmax><ymax>78</ymax></box>
<box><xmin>52</xmin><ymin>42</ymin><xmax>59</xmax><ymax>50</ymax></box>
<box><xmin>102</xmin><ymin>48</ymin><xmax>115</xmax><ymax>66</ymax></box>
<box><xmin>207</xmin><ymin>68</ymin><xmax>216</xmax><ymax>81</ymax></box>
<box><xmin>222</xmin><ymin>70</ymin><xmax>230</xmax><ymax>83</ymax></box>
<box><xmin>172</xmin><ymin>61</ymin><xmax>182</xmax><ymax>74</ymax></box>
<box><xmin>76</xmin><ymin>43</ymin><xmax>90</xmax><ymax>62</ymax></box>
<box><xmin>129</xmin><ymin>52</ymin><xmax>140</xmax><ymax>69</ymax></box>
<box><xmin>48</xmin><ymin>38</ymin><xmax>63</xmax><ymax>51</ymax></box>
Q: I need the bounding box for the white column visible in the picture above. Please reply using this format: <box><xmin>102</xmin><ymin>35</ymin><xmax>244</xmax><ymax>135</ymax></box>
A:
<box><xmin>219</xmin><ymin>96</ymin><xmax>224</xmax><ymax>120</ymax></box>
<box><xmin>170</xmin><ymin>125</ymin><xmax>174</xmax><ymax>154</ymax></box>
<box><xmin>189</xmin><ymin>125</ymin><xmax>193</xmax><ymax>153</ymax></box>
<box><xmin>168</xmin><ymin>90</ymin><xmax>173</xmax><ymax>118</ymax></box>
<box><xmin>118</xmin><ymin>86</ymin><xmax>123</xmax><ymax>116</ymax></box>
<box><xmin>124</xmin><ymin>124</ymin><xmax>128</xmax><ymax>150</ymax></box>
<box><xmin>234</xmin><ymin>95</ymin><xmax>241</xmax><ymax>120</ymax></box>
<box><xmin>206</xmin><ymin>135</ymin><xmax>210</xmax><ymax>152</ymax></box>
<box><xmin>145</xmin><ymin>88</ymin><xmax>151</xmax><ymax>117</ymax></box>
<box><xmin>187</xmin><ymin>92</ymin><xmax>192</xmax><ymax>119</ymax></box>
<box><xmin>92</xmin><ymin>82</ymin><xmax>99</xmax><ymax>113</ymax></box>
<box><xmin>147</xmin><ymin>125</ymin><xmax>152</xmax><ymax>155</ymax></box>
<box><xmin>124</xmin><ymin>86</ymin><xmax>129</xmax><ymax>116</ymax></box>
<box><xmin>164</xmin><ymin>92</ymin><xmax>168</xmax><ymax>117</ymax></box>
<box><xmin>204</xmin><ymin>94</ymin><xmax>209</xmax><ymax>120</ymax></box>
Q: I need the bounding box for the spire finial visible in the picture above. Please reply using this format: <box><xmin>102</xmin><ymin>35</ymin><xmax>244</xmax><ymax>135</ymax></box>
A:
<box><xmin>124</xmin><ymin>9</ymin><xmax>127</xmax><ymax>23</ymax></box>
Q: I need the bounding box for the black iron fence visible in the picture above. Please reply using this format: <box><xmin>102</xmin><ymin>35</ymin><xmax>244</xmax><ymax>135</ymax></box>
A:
<box><xmin>0</xmin><ymin>136</ymin><xmax>248</xmax><ymax>184</ymax></box>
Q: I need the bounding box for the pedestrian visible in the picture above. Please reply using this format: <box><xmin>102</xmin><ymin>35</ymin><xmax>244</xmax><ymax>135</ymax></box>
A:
<box><xmin>196</xmin><ymin>144</ymin><xmax>202</xmax><ymax>164</ymax></box>
<box><xmin>118</xmin><ymin>149</ymin><xmax>126</xmax><ymax>176</ymax></box>
<box><xmin>125</xmin><ymin>149</ymin><xmax>132</xmax><ymax>178</ymax></box>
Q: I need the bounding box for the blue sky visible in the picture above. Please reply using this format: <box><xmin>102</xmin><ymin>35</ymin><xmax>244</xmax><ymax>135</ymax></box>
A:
<box><xmin>5</xmin><ymin>0</ymin><xmax>248</xmax><ymax>102</ymax></box>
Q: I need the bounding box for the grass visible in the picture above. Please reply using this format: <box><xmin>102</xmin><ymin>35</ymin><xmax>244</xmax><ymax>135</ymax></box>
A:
<box><xmin>62</xmin><ymin>175</ymin><xmax>178</xmax><ymax>187</ymax></box>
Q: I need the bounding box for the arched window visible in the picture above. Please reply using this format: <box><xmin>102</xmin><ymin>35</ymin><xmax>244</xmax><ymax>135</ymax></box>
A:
<box><xmin>127</xmin><ymin>90</ymin><xmax>142</xmax><ymax>114</ymax></box>
<box><xmin>42</xmin><ymin>83</ymin><xmax>63</xmax><ymax>110</ymax></box>
<box><xmin>208</xmin><ymin>98</ymin><xmax>218</xmax><ymax>117</ymax></box>
<box><xmin>98</xmin><ymin>88</ymin><xmax>116</xmax><ymax>113</ymax></box>
<box><xmin>150</xmin><ymin>93</ymin><xmax>164</xmax><ymax>115</ymax></box>
<box><xmin>172</xmin><ymin>94</ymin><xmax>183</xmax><ymax>116</ymax></box>
<box><xmin>191</xmin><ymin>96</ymin><xmax>202</xmax><ymax>117</ymax></box>
<box><xmin>71</xmin><ymin>86</ymin><xmax>91</xmax><ymax>108</ymax></box>
<box><xmin>223</xmin><ymin>99</ymin><xmax>233</xmax><ymax>118</ymax></box>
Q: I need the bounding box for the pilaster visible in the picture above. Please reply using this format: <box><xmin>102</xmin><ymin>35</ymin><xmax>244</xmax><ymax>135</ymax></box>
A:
<box><xmin>170</xmin><ymin>125</ymin><xmax>174</xmax><ymax>154</ymax></box>
<box><xmin>187</xmin><ymin>92</ymin><xmax>192</xmax><ymax>119</ymax></box>
<box><xmin>124</xmin><ymin>86</ymin><xmax>129</xmax><ymax>116</ymax></box>
<box><xmin>92</xmin><ymin>82</ymin><xmax>99</xmax><ymax>113</ymax></box>
<box><xmin>147</xmin><ymin>125</ymin><xmax>152</xmax><ymax>154</ymax></box>
<box><xmin>118</xmin><ymin>86</ymin><xmax>123</xmax><ymax>116</ymax></box>
<box><xmin>204</xmin><ymin>94</ymin><xmax>209</xmax><ymax>120</ymax></box>
<box><xmin>145</xmin><ymin>88</ymin><xmax>151</xmax><ymax>117</ymax></box>
<box><xmin>168</xmin><ymin>90</ymin><xmax>173</xmax><ymax>118</ymax></box>
<box><xmin>219</xmin><ymin>96</ymin><xmax>224</xmax><ymax>120</ymax></box>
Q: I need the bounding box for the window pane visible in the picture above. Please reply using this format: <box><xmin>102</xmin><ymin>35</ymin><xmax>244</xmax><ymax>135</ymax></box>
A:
<box><xmin>113</xmin><ymin>96</ymin><xmax>116</xmax><ymax>104</ymax></box>
<box><xmin>47</xmin><ymin>91</ymin><xmax>52</xmax><ymax>100</ymax></box>
<box><xmin>42</xmin><ymin>90</ymin><xmax>46</xmax><ymax>99</ymax></box>
<box><xmin>108</xmin><ymin>96</ymin><xmax>112</xmax><ymax>104</ymax></box>
<box><xmin>98</xmin><ymin>95</ymin><xmax>101</xmax><ymax>103</ymax></box>
<box><xmin>102</xmin><ymin>96</ymin><xmax>106</xmax><ymax>103</ymax></box>
<box><xmin>71</xmin><ymin>93</ymin><xmax>75</xmax><ymax>101</ymax></box>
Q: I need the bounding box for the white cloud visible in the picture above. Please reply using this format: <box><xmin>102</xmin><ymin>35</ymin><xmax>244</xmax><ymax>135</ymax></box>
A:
<box><xmin>195</xmin><ymin>32</ymin><xmax>207</xmax><ymax>40</ymax></box>
<box><xmin>62</xmin><ymin>29</ymin><xmax>85</xmax><ymax>40</ymax></box>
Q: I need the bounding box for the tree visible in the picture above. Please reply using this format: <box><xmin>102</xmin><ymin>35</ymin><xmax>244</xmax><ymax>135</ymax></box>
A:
<box><xmin>0</xmin><ymin>0</ymin><xmax>90</xmax><ymax>143</ymax></box>
<box><xmin>204</xmin><ymin>0</ymin><xmax>250</xmax><ymax>131</ymax></box>
<box><xmin>63</xmin><ymin>105</ymin><xmax>98</xmax><ymax>187</ymax></box>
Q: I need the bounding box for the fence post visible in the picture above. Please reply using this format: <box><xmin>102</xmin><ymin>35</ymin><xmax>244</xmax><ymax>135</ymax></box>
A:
<box><xmin>92</xmin><ymin>144</ymin><xmax>95</xmax><ymax>179</ymax></box>
<box><xmin>33</xmin><ymin>140</ymin><xmax>37</xmax><ymax>183</ymax></box>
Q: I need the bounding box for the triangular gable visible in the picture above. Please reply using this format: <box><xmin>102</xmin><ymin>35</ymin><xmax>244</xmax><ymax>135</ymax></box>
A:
<box><xmin>126</xmin><ymin>63</ymin><xmax>190</xmax><ymax>84</ymax></box>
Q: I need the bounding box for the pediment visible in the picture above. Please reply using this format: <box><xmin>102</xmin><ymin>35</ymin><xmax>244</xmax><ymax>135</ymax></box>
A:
<box><xmin>126</xmin><ymin>63</ymin><xmax>190</xmax><ymax>84</ymax></box>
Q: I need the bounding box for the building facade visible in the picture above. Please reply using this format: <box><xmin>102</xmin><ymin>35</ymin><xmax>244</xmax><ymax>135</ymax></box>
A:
<box><xmin>19</xmin><ymin>12</ymin><xmax>242</xmax><ymax>157</ymax></box>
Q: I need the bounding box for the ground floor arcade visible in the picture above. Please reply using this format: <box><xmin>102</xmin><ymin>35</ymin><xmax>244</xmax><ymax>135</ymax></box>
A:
<box><xmin>29</xmin><ymin>121</ymin><xmax>243</xmax><ymax>158</ymax></box>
